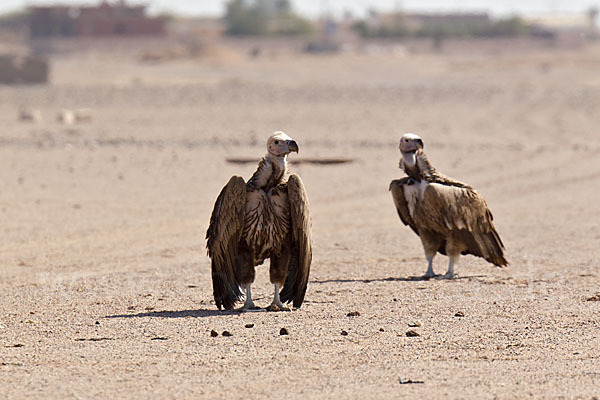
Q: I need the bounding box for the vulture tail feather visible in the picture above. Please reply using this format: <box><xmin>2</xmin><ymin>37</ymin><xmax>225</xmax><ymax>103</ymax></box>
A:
<box><xmin>458</xmin><ymin>229</ymin><xmax>508</xmax><ymax>267</ymax></box>
<box><xmin>483</xmin><ymin>230</ymin><xmax>508</xmax><ymax>267</ymax></box>
<box><xmin>279</xmin><ymin>250</ymin><xmax>299</xmax><ymax>305</ymax></box>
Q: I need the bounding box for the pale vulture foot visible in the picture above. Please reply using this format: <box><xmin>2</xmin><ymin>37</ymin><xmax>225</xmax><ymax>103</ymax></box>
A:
<box><xmin>442</xmin><ymin>271</ymin><xmax>456</xmax><ymax>279</ymax></box>
<box><xmin>440</xmin><ymin>258</ymin><xmax>456</xmax><ymax>279</ymax></box>
<box><xmin>423</xmin><ymin>257</ymin><xmax>435</xmax><ymax>279</ymax></box>
<box><xmin>237</xmin><ymin>285</ymin><xmax>261</xmax><ymax>311</ymax></box>
<box><xmin>237</xmin><ymin>302</ymin><xmax>262</xmax><ymax>312</ymax></box>
<box><xmin>265</xmin><ymin>283</ymin><xmax>290</xmax><ymax>312</ymax></box>
<box><xmin>423</xmin><ymin>270</ymin><xmax>436</xmax><ymax>279</ymax></box>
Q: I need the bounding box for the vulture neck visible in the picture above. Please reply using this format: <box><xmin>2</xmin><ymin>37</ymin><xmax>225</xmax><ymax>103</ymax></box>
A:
<box><xmin>401</xmin><ymin>151</ymin><xmax>421</xmax><ymax>181</ymax></box>
<box><xmin>401</xmin><ymin>151</ymin><xmax>417</xmax><ymax>168</ymax></box>
<box><xmin>402</xmin><ymin>149</ymin><xmax>436</xmax><ymax>182</ymax></box>
<box><xmin>250</xmin><ymin>153</ymin><xmax>289</xmax><ymax>190</ymax></box>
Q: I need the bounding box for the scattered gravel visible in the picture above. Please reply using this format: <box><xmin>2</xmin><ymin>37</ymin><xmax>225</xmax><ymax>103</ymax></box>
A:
<box><xmin>587</xmin><ymin>294</ymin><xmax>600</xmax><ymax>302</ymax></box>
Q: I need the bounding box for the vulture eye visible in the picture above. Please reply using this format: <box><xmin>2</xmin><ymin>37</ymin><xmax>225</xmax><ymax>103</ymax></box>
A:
<box><xmin>274</xmin><ymin>140</ymin><xmax>279</xmax><ymax>145</ymax></box>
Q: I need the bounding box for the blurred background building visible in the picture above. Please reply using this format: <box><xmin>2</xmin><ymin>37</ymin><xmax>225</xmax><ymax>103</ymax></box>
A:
<box><xmin>0</xmin><ymin>0</ymin><xmax>598</xmax><ymax>84</ymax></box>
<box><xmin>29</xmin><ymin>1</ymin><xmax>166</xmax><ymax>37</ymax></box>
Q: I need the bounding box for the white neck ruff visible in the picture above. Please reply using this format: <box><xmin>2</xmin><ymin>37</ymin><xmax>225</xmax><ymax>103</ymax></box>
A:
<box><xmin>402</xmin><ymin>152</ymin><xmax>416</xmax><ymax>167</ymax></box>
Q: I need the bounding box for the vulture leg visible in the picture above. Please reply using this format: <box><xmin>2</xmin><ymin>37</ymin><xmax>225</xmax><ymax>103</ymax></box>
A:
<box><xmin>266</xmin><ymin>283</ymin><xmax>289</xmax><ymax>312</ymax></box>
<box><xmin>240</xmin><ymin>284</ymin><xmax>257</xmax><ymax>310</ymax></box>
<box><xmin>265</xmin><ymin>252</ymin><xmax>291</xmax><ymax>312</ymax></box>
<box><xmin>420</xmin><ymin>231</ymin><xmax>441</xmax><ymax>279</ymax></box>
<box><xmin>235</xmin><ymin>245</ymin><xmax>259</xmax><ymax>310</ymax></box>
<box><xmin>425</xmin><ymin>256</ymin><xmax>435</xmax><ymax>279</ymax></box>
<box><xmin>442</xmin><ymin>235</ymin><xmax>464</xmax><ymax>279</ymax></box>
<box><xmin>444</xmin><ymin>257</ymin><xmax>458</xmax><ymax>279</ymax></box>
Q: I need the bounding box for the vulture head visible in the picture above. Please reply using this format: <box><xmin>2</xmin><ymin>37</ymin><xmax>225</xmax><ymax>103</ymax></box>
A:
<box><xmin>399</xmin><ymin>133</ymin><xmax>424</xmax><ymax>154</ymax></box>
<box><xmin>267</xmin><ymin>131</ymin><xmax>299</xmax><ymax>157</ymax></box>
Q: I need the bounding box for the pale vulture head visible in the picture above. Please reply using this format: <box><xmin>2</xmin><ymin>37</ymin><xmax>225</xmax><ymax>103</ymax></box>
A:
<box><xmin>399</xmin><ymin>133</ymin><xmax>424</xmax><ymax>153</ymax></box>
<box><xmin>267</xmin><ymin>131</ymin><xmax>299</xmax><ymax>157</ymax></box>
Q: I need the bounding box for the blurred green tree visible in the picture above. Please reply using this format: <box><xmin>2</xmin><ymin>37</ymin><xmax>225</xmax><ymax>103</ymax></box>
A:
<box><xmin>352</xmin><ymin>13</ymin><xmax>529</xmax><ymax>39</ymax></box>
<box><xmin>225</xmin><ymin>0</ymin><xmax>313</xmax><ymax>36</ymax></box>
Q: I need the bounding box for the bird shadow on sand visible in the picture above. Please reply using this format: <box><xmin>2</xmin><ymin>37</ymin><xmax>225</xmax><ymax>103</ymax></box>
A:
<box><xmin>104</xmin><ymin>309</ymin><xmax>245</xmax><ymax>319</ymax></box>
<box><xmin>311</xmin><ymin>274</ymin><xmax>487</xmax><ymax>284</ymax></box>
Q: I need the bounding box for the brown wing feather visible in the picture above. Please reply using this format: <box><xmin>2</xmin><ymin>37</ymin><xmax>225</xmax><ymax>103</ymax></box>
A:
<box><xmin>418</xmin><ymin>182</ymin><xmax>508</xmax><ymax>266</ymax></box>
<box><xmin>389</xmin><ymin>178</ymin><xmax>419</xmax><ymax>235</ymax></box>
<box><xmin>206</xmin><ymin>176</ymin><xmax>247</xmax><ymax>309</ymax></box>
<box><xmin>279</xmin><ymin>174</ymin><xmax>312</xmax><ymax>308</ymax></box>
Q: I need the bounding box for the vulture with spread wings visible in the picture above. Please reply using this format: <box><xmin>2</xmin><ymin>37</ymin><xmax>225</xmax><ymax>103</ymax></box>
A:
<box><xmin>390</xmin><ymin>133</ymin><xmax>507</xmax><ymax>278</ymax></box>
<box><xmin>206</xmin><ymin>132</ymin><xmax>312</xmax><ymax>311</ymax></box>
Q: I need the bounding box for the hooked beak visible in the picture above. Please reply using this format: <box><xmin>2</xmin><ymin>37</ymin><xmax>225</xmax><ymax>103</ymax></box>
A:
<box><xmin>288</xmin><ymin>140</ymin><xmax>299</xmax><ymax>154</ymax></box>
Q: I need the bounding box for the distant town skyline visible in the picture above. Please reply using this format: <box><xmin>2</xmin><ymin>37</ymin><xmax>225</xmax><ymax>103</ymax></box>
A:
<box><xmin>1</xmin><ymin>0</ymin><xmax>598</xmax><ymax>18</ymax></box>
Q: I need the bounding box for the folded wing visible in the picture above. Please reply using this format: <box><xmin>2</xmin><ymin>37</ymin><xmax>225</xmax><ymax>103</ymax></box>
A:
<box><xmin>206</xmin><ymin>176</ymin><xmax>247</xmax><ymax>309</ymax></box>
<box><xmin>417</xmin><ymin>182</ymin><xmax>507</xmax><ymax>266</ymax></box>
<box><xmin>389</xmin><ymin>178</ymin><xmax>419</xmax><ymax>235</ymax></box>
<box><xmin>279</xmin><ymin>174</ymin><xmax>312</xmax><ymax>308</ymax></box>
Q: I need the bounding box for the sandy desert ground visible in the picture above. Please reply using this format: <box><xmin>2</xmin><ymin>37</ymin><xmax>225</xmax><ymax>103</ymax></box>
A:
<box><xmin>1</xmin><ymin>38</ymin><xmax>600</xmax><ymax>399</ymax></box>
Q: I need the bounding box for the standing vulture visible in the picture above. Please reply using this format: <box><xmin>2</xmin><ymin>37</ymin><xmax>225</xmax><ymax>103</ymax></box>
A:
<box><xmin>206</xmin><ymin>132</ymin><xmax>312</xmax><ymax>311</ymax></box>
<box><xmin>389</xmin><ymin>133</ymin><xmax>507</xmax><ymax>278</ymax></box>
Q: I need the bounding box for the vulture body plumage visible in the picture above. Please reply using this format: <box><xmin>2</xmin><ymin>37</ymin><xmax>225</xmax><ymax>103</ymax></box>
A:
<box><xmin>390</xmin><ymin>133</ymin><xmax>507</xmax><ymax>278</ymax></box>
<box><xmin>206</xmin><ymin>132</ymin><xmax>312</xmax><ymax>310</ymax></box>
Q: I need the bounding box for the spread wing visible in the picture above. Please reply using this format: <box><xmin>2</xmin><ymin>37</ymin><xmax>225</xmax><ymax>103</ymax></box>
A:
<box><xmin>389</xmin><ymin>178</ymin><xmax>419</xmax><ymax>235</ymax></box>
<box><xmin>279</xmin><ymin>174</ymin><xmax>312</xmax><ymax>308</ymax></box>
<box><xmin>417</xmin><ymin>182</ymin><xmax>507</xmax><ymax>266</ymax></box>
<box><xmin>206</xmin><ymin>176</ymin><xmax>247</xmax><ymax>309</ymax></box>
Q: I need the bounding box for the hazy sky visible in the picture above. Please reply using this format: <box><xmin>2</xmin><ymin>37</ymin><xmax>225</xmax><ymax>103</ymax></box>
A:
<box><xmin>1</xmin><ymin>0</ymin><xmax>598</xmax><ymax>17</ymax></box>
